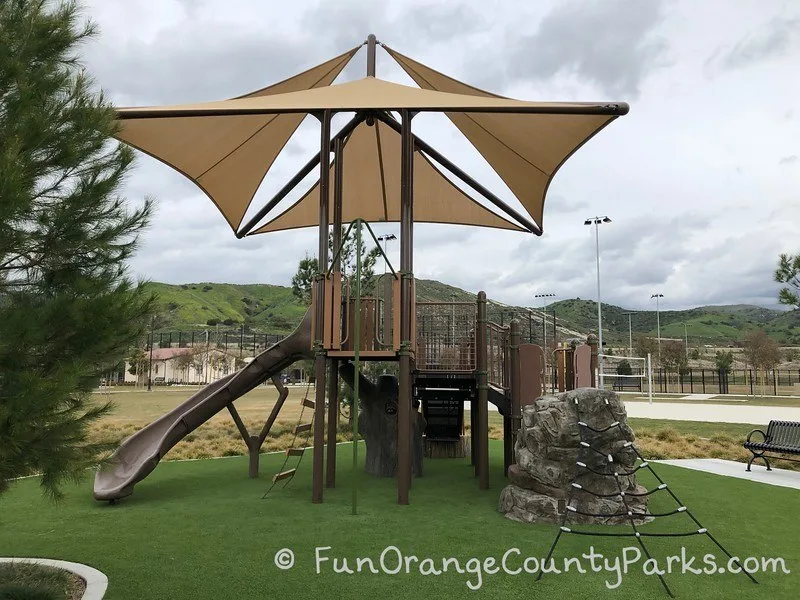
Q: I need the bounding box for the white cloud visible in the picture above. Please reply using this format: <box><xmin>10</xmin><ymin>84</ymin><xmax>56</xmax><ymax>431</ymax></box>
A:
<box><xmin>74</xmin><ymin>0</ymin><xmax>800</xmax><ymax>313</ymax></box>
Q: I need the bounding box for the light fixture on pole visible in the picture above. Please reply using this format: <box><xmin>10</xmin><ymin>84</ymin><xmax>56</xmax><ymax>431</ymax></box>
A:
<box><xmin>534</xmin><ymin>293</ymin><xmax>556</xmax><ymax>349</ymax></box>
<box><xmin>622</xmin><ymin>312</ymin><xmax>634</xmax><ymax>356</ymax></box>
<box><xmin>650</xmin><ymin>293</ymin><xmax>664</xmax><ymax>365</ymax></box>
<box><xmin>584</xmin><ymin>216</ymin><xmax>611</xmax><ymax>388</ymax></box>
<box><xmin>377</xmin><ymin>233</ymin><xmax>396</xmax><ymax>274</ymax></box>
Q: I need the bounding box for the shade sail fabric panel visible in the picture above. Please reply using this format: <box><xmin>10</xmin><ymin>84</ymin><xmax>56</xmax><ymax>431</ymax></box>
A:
<box><xmin>236</xmin><ymin>49</ymin><xmax>358</xmax><ymax>99</ymax></box>
<box><xmin>114</xmin><ymin>48</ymin><xmax>358</xmax><ymax>231</ymax></box>
<box><xmin>385</xmin><ymin>47</ymin><xmax>621</xmax><ymax>228</ymax></box>
<box><xmin>251</xmin><ymin>121</ymin><xmax>525</xmax><ymax>234</ymax></box>
<box><xmin>117</xmin><ymin>76</ymin><xmax>627</xmax><ymax>117</ymax></box>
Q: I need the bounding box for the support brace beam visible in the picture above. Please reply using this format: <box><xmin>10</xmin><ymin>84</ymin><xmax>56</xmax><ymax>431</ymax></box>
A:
<box><xmin>374</xmin><ymin>112</ymin><xmax>541</xmax><ymax>235</ymax></box>
<box><xmin>237</xmin><ymin>112</ymin><xmax>367</xmax><ymax>238</ymax></box>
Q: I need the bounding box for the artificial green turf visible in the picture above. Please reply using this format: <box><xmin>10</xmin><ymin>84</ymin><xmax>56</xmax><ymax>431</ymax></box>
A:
<box><xmin>0</xmin><ymin>442</ymin><xmax>797</xmax><ymax>599</ymax></box>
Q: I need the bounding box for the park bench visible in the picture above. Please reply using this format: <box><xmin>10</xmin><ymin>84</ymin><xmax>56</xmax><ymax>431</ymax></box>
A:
<box><xmin>611</xmin><ymin>377</ymin><xmax>641</xmax><ymax>392</ymax></box>
<box><xmin>743</xmin><ymin>420</ymin><xmax>800</xmax><ymax>471</ymax></box>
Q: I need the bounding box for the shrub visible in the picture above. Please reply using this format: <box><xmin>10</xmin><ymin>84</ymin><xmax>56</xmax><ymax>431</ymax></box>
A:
<box><xmin>654</xmin><ymin>428</ymin><xmax>680</xmax><ymax>442</ymax></box>
<box><xmin>616</xmin><ymin>360</ymin><xmax>633</xmax><ymax>376</ymax></box>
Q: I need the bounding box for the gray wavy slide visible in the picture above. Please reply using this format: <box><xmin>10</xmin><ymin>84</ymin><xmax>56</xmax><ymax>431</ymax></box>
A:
<box><xmin>93</xmin><ymin>309</ymin><xmax>313</xmax><ymax>502</ymax></box>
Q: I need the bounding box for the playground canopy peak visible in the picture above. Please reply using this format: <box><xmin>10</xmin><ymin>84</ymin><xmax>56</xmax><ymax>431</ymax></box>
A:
<box><xmin>113</xmin><ymin>40</ymin><xmax>628</xmax><ymax>235</ymax></box>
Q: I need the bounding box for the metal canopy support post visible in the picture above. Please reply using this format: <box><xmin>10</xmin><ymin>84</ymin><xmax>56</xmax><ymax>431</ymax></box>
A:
<box><xmin>476</xmin><ymin>292</ymin><xmax>489</xmax><ymax>489</ymax></box>
<box><xmin>312</xmin><ymin>109</ymin><xmax>332</xmax><ymax>504</ymax></box>
<box><xmin>397</xmin><ymin>108</ymin><xmax>414</xmax><ymax>505</ymax></box>
<box><xmin>366</xmin><ymin>34</ymin><xmax>376</xmax><ymax>77</ymax></box>
<box><xmin>326</xmin><ymin>137</ymin><xmax>344</xmax><ymax>489</ymax></box>
<box><xmin>352</xmin><ymin>221</ymin><xmax>363</xmax><ymax>515</ymax></box>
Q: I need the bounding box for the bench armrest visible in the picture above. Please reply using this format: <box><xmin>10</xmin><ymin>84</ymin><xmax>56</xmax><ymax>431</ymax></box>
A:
<box><xmin>746</xmin><ymin>429</ymin><xmax>767</xmax><ymax>444</ymax></box>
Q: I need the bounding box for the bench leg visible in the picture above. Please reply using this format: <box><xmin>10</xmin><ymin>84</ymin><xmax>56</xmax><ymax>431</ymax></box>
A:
<box><xmin>746</xmin><ymin>452</ymin><xmax>771</xmax><ymax>472</ymax></box>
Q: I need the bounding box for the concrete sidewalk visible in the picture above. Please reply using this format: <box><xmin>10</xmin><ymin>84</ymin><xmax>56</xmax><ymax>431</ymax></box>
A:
<box><xmin>657</xmin><ymin>459</ymin><xmax>800</xmax><ymax>491</ymax></box>
<box><xmin>624</xmin><ymin>401</ymin><xmax>800</xmax><ymax>424</ymax></box>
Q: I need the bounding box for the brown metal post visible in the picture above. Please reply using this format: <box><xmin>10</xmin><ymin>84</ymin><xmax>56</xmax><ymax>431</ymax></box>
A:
<box><xmin>312</xmin><ymin>110</ymin><xmax>332</xmax><ymax>504</ymax></box>
<box><xmin>366</xmin><ymin>34</ymin><xmax>376</xmax><ymax>77</ymax></box>
<box><xmin>587</xmin><ymin>334</ymin><xmax>598</xmax><ymax>388</ymax></box>
<box><xmin>397</xmin><ymin>108</ymin><xmax>414</xmax><ymax>505</ymax></box>
<box><xmin>502</xmin><ymin>327</ymin><xmax>512</xmax><ymax>476</ymax></box>
<box><xmin>325</xmin><ymin>137</ymin><xmax>344</xmax><ymax>489</ymax></box>
<box><xmin>508</xmin><ymin>320</ymin><xmax>521</xmax><ymax>474</ymax></box>
<box><xmin>476</xmin><ymin>291</ymin><xmax>489</xmax><ymax>489</ymax></box>
<box><xmin>326</xmin><ymin>359</ymin><xmax>339</xmax><ymax>487</ymax></box>
<box><xmin>470</xmin><ymin>387</ymin><xmax>477</xmax><ymax>466</ymax></box>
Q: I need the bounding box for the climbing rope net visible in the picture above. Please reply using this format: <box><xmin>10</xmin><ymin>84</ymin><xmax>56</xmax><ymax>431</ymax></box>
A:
<box><xmin>536</xmin><ymin>393</ymin><xmax>757</xmax><ymax>597</ymax></box>
<box><xmin>262</xmin><ymin>379</ymin><xmax>315</xmax><ymax>498</ymax></box>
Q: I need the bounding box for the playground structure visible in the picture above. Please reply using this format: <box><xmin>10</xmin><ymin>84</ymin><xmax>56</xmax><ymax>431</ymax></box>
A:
<box><xmin>94</xmin><ymin>275</ymin><xmax>600</xmax><ymax>501</ymax></box>
<box><xmin>94</xmin><ymin>35</ymin><xmax>630</xmax><ymax>504</ymax></box>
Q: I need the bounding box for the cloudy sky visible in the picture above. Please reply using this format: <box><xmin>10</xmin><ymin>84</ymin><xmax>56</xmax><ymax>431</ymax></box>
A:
<box><xmin>79</xmin><ymin>0</ymin><xmax>799</xmax><ymax>311</ymax></box>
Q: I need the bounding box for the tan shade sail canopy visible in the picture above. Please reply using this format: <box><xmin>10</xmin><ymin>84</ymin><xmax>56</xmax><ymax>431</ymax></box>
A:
<box><xmin>114</xmin><ymin>41</ymin><xmax>628</xmax><ymax>235</ymax></box>
<box><xmin>119</xmin><ymin>76</ymin><xmax>623</xmax><ymax>116</ymax></box>
<box><xmin>115</xmin><ymin>48</ymin><xmax>359</xmax><ymax>231</ymax></box>
<box><xmin>385</xmin><ymin>46</ymin><xmax>617</xmax><ymax>228</ymax></box>
<box><xmin>253</xmin><ymin>120</ymin><xmax>525</xmax><ymax>234</ymax></box>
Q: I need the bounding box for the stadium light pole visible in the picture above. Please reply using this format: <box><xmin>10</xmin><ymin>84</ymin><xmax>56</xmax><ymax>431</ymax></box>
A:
<box><xmin>651</xmin><ymin>293</ymin><xmax>664</xmax><ymax>365</ymax></box>
<box><xmin>622</xmin><ymin>312</ymin><xmax>634</xmax><ymax>356</ymax></box>
<box><xmin>377</xmin><ymin>233</ymin><xmax>396</xmax><ymax>274</ymax></box>
<box><xmin>534</xmin><ymin>293</ymin><xmax>556</xmax><ymax>349</ymax></box>
<box><xmin>684</xmin><ymin>322</ymin><xmax>688</xmax><ymax>359</ymax></box>
<box><xmin>585</xmin><ymin>216</ymin><xmax>611</xmax><ymax>388</ymax></box>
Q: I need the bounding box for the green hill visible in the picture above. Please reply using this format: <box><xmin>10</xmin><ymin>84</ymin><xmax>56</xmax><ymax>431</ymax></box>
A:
<box><xmin>146</xmin><ymin>282</ymin><xmax>307</xmax><ymax>333</ymax></box>
<box><xmin>549</xmin><ymin>299</ymin><xmax>798</xmax><ymax>345</ymax></box>
<box><xmin>145</xmin><ymin>281</ymin><xmax>797</xmax><ymax>345</ymax></box>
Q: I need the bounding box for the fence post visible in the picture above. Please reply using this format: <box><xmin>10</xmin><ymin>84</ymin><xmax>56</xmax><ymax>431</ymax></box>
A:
<box><xmin>689</xmin><ymin>368</ymin><xmax>694</xmax><ymax>394</ymax></box>
<box><xmin>587</xmin><ymin>334</ymin><xmax>598</xmax><ymax>388</ymax></box>
<box><xmin>701</xmin><ymin>369</ymin><xmax>705</xmax><ymax>394</ymax></box>
<box><xmin>749</xmin><ymin>370</ymin><xmax>754</xmax><ymax>395</ymax></box>
<box><xmin>647</xmin><ymin>353</ymin><xmax>653</xmax><ymax>405</ymax></box>
<box><xmin>773</xmin><ymin>369</ymin><xmax>777</xmax><ymax>396</ymax></box>
<box><xmin>475</xmin><ymin>292</ymin><xmax>489</xmax><ymax>490</ymax></box>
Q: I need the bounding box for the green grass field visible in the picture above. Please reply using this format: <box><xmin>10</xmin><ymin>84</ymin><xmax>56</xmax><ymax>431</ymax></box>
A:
<box><xmin>1</xmin><ymin>442</ymin><xmax>796</xmax><ymax>599</ymax></box>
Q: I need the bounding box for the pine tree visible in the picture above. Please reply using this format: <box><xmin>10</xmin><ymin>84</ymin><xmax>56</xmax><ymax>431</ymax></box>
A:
<box><xmin>0</xmin><ymin>1</ymin><xmax>155</xmax><ymax>498</ymax></box>
<box><xmin>291</xmin><ymin>227</ymin><xmax>382</xmax><ymax>304</ymax></box>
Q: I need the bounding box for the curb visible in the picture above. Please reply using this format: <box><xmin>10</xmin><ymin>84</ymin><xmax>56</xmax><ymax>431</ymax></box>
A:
<box><xmin>0</xmin><ymin>558</ymin><xmax>107</xmax><ymax>600</ymax></box>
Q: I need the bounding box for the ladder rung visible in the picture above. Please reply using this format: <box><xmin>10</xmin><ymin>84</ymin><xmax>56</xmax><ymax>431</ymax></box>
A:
<box><xmin>285</xmin><ymin>448</ymin><xmax>305</xmax><ymax>457</ymax></box>
<box><xmin>294</xmin><ymin>423</ymin><xmax>312</xmax><ymax>434</ymax></box>
<box><xmin>302</xmin><ymin>399</ymin><xmax>316</xmax><ymax>409</ymax></box>
<box><xmin>272</xmin><ymin>469</ymin><xmax>297</xmax><ymax>482</ymax></box>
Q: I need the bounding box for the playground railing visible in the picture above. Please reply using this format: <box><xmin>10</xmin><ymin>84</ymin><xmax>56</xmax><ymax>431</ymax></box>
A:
<box><xmin>415</xmin><ymin>301</ymin><xmax>477</xmax><ymax>372</ymax></box>
<box><xmin>486</xmin><ymin>321</ymin><xmax>510</xmax><ymax>390</ymax></box>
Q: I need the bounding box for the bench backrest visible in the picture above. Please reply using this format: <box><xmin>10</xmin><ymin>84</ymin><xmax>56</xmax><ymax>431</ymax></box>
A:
<box><xmin>766</xmin><ymin>420</ymin><xmax>800</xmax><ymax>447</ymax></box>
